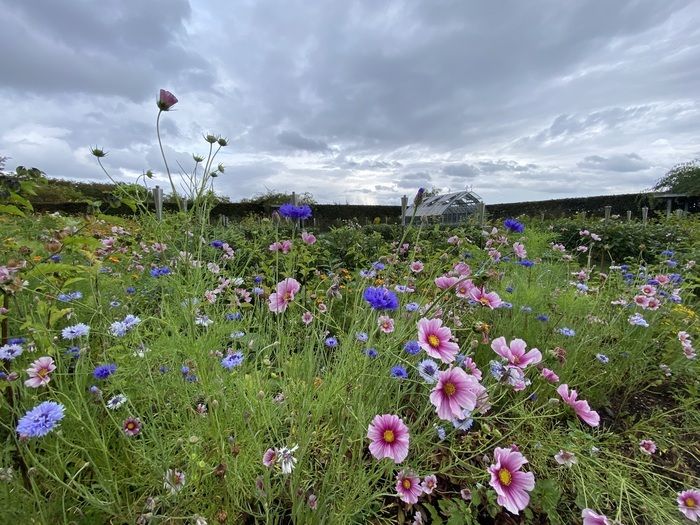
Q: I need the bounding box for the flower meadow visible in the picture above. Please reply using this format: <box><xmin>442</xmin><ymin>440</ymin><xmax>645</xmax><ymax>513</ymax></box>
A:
<box><xmin>0</xmin><ymin>207</ymin><xmax>698</xmax><ymax>525</ymax></box>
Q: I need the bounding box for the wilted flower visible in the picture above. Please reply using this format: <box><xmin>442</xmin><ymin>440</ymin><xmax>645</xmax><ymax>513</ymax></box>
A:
<box><xmin>163</xmin><ymin>468</ymin><xmax>186</xmax><ymax>494</ymax></box>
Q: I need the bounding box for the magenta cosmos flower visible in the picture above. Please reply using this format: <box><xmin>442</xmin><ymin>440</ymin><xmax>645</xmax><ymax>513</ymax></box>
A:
<box><xmin>268</xmin><ymin>278</ymin><xmax>301</xmax><ymax>313</ymax></box>
<box><xmin>417</xmin><ymin>317</ymin><xmax>459</xmax><ymax>363</ymax></box>
<box><xmin>367</xmin><ymin>414</ymin><xmax>410</xmax><ymax>463</ymax></box>
<box><xmin>582</xmin><ymin>508</ymin><xmax>610</xmax><ymax>525</ymax></box>
<box><xmin>157</xmin><ymin>89</ymin><xmax>178</xmax><ymax>111</ymax></box>
<box><xmin>491</xmin><ymin>337</ymin><xmax>542</xmax><ymax>368</ymax></box>
<box><xmin>557</xmin><ymin>384</ymin><xmax>600</xmax><ymax>427</ymax></box>
<box><xmin>541</xmin><ymin>368</ymin><xmax>559</xmax><ymax>383</ymax></box>
<box><xmin>429</xmin><ymin>367</ymin><xmax>481</xmax><ymax>420</ymax></box>
<box><xmin>678</xmin><ymin>489</ymin><xmax>700</xmax><ymax>521</ymax></box>
<box><xmin>396</xmin><ymin>470</ymin><xmax>423</xmax><ymax>504</ymax></box>
<box><xmin>24</xmin><ymin>356</ymin><xmax>56</xmax><ymax>388</ymax></box>
<box><xmin>488</xmin><ymin>447</ymin><xmax>535</xmax><ymax>515</ymax></box>
<box><xmin>639</xmin><ymin>439</ymin><xmax>657</xmax><ymax>455</ymax></box>
<box><xmin>469</xmin><ymin>287</ymin><xmax>503</xmax><ymax>309</ymax></box>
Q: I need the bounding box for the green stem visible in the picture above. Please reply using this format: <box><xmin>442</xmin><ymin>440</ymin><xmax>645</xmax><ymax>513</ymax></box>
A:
<box><xmin>156</xmin><ymin>110</ymin><xmax>181</xmax><ymax>211</ymax></box>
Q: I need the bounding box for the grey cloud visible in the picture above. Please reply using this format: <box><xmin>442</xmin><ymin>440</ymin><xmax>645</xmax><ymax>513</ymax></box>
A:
<box><xmin>276</xmin><ymin>131</ymin><xmax>330</xmax><ymax>152</ymax></box>
<box><xmin>442</xmin><ymin>164</ymin><xmax>478</xmax><ymax>178</ymax></box>
<box><xmin>577</xmin><ymin>153</ymin><xmax>651</xmax><ymax>172</ymax></box>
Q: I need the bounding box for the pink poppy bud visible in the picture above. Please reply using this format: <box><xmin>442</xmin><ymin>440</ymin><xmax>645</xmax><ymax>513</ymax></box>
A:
<box><xmin>157</xmin><ymin>89</ymin><xmax>178</xmax><ymax>111</ymax></box>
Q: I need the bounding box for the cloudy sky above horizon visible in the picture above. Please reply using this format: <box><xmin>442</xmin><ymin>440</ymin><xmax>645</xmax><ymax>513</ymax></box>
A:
<box><xmin>1</xmin><ymin>0</ymin><xmax>699</xmax><ymax>205</ymax></box>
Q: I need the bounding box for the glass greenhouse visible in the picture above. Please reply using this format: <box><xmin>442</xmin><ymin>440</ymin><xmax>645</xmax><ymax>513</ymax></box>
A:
<box><xmin>404</xmin><ymin>189</ymin><xmax>484</xmax><ymax>225</ymax></box>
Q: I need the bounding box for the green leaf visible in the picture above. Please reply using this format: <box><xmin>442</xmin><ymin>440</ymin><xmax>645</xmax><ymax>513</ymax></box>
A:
<box><xmin>49</xmin><ymin>307</ymin><xmax>73</xmax><ymax>328</ymax></box>
<box><xmin>423</xmin><ymin>503</ymin><xmax>444</xmax><ymax>525</ymax></box>
<box><xmin>0</xmin><ymin>204</ymin><xmax>25</xmax><ymax>216</ymax></box>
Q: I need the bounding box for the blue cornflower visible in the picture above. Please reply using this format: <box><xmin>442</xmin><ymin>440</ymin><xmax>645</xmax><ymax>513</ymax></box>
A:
<box><xmin>576</xmin><ymin>283</ymin><xmax>589</xmax><ymax>292</ymax></box>
<box><xmin>365</xmin><ymin>347</ymin><xmax>378</xmax><ymax>358</ymax></box>
<box><xmin>666</xmin><ymin>260</ymin><xmax>678</xmax><ymax>268</ymax></box>
<box><xmin>646</xmin><ymin>278</ymin><xmax>660</xmax><ymax>286</ymax></box>
<box><xmin>150</xmin><ymin>266</ymin><xmax>171</xmax><ymax>277</ymax></box>
<box><xmin>109</xmin><ymin>300</ymin><xmax>121</xmax><ymax>308</ymax></box>
<box><xmin>125</xmin><ymin>287</ymin><xmax>136</xmax><ymax>295</ymax></box>
<box><xmin>50</xmin><ymin>255</ymin><xmax>61</xmax><ymax>262</ymax></box>
<box><xmin>8</xmin><ymin>338</ymin><xmax>25</xmax><ymax>345</ymax></box>
<box><xmin>363</xmin><ymin>287</ymin><xmax>399</xmax><ymax>310</ymax></box>
<box><xmin>225</xmin><ymin>312</ymin><xmax>242</xmax><ymax>321</ymax></box>
<box><xmin>16</xmin><ymin>401</ymin><xmax>65</xmax><ymax>438</ymax></box>
<box><xmin>501</xmin><ymin>256</ymin><xmax>511</xmax><ymax>262</ymax></box>
<box><xmin>356</xmin><ymin>332</ymin><xmax>369</xmax><ymax>342</ymax></box>
<box><xmin>558</xmin><ymin>327</ymin><xmax>576</xmax><ymax>337</ymax></box>
<box><xmin>210</xmin><ymin>240</ymin><xmax>224</xmax><ymax>249</ymax></box>
<box><xmin>661</xmin><ymin>249</ymin><xmax>675</xmax><ymax>257</ymax></box>
<box><xmin>620</xmin><ymin>264</ymin><xmax>630</xmax><ymax>271</ymax></box>
<box><xmin>65</xmin><ymin>346</ymin><xmax>80</xmax><ymax>359</ymax></box>
<box><xmin>669</xmin><ymin>273</ymin><xmax>683</xmax><ymax>284</ymax></box>
<box><xmin>499</xmin><ymin>302</ymin><xmax>513</xmax><ymax>309</ymax></box>
<box><xmin>109</xmin><ymin>321</ymin><xmax>128</xmax><ymax>337</ymax></box>
<box><xmin>403</xmin><ymin>340</ymin><xmax>420</xmax><ymax>355</ymax></box>
<box><xmin>359</xmin><ymin>269</ymin><xmax>376</xmax><ymax>279</ymax></box>
<box><xmin>0</xmin><ymin>343</ymin><xmax>23</xmax><ymax>361</ymax></box>
<box><xmin>505</xmin><ymin>286</ymin><xmax>514</xmax><ymax>293</ymax></box>
<box><xmin>57</xmin><ymin>291</ymin><xmax>82</xmax><ymax>302</ymax></box>
<box><xmin>221</xmin><ymin>352</ymin><xmax>244</xmax><ymax>370</ymax></box>
<box><xmin>93</xmin><ymin>364</ymin><xmax>117</xmax><ymax>380</ymax></box>
<box><xmin>417</xmin><ymin>359</ymin><xmax>439</xmax><ymax>383</ymax></box>
<box><xmin>372</xmin><ymin>261</ymin><xmax>385</xmax><ymax>271</ymax></box>
<box><xmin>596</xmin><ymin>354</ymin><xmax>609</xmax><ymax>364</ymax></box>
<box><xmin>536</xmin><ymin>314</ymin><xmax>549</xmax><ymax>322</ymax></box>
<box><xmin>436</xmin><ymin>426</ymin><xmax>446</xmax><ymax>441</ymax></box>
<box><xmin>489</xmin><ymin>360</ymin><xmax>506</xmax><ymax>380</ymax></box>
<box><xmin>391</xmin><ymin>365</ymin><xmax>408</xmax><ymax>379</ymax></box>
<box><xmin>181</xmin><ymin>366</ymin><xmax>191</xmax><ymax>376</ymax></box>
<box><xmin>159</xmin><ymin>365</ymin><xmax>169</xmax><ymax>374</ymax></box>
<box><xmin>62</xmin><ymin>323</ymin><xmax>90</xmax><ymax>340</ymax></box>
<box><xmin>278</xmin><ymin>203</ymin><xmax>312</xmax><ymax>220</ymax></box>
<box><xmin>123</xmin><ymin>315</ymin><xmax>140</xmax><ymax>329</ymax></box>
<box><xmin>521</xmin><ymin>306</ymin><xmax>532</xmax><ymax>313</ymax></box>
<box><xmin>253</xmin><ymin>275</ymin><xmax>263</xmax><ymax>283</ymax></box>
<box><xmin>325</xmin><ymin>337</ymin><xmax>338</xmax><ymax>348</ymax></box>
<box><xmin>185</xmin><ymin>374</ymin><xmax>198</xmax><ymax>383</ymax></box>
<box><xmin>405</xmin><ymin>302</ymin><xmax>419</xmax><ymax>312</ymax></box>
<box><xmin>454</xmin><ymin>354</ymin><xmax>466</xmax><ymax>366</ymax></box>
<box><xmin>230</xmin><ymin>331</ymin><xmax>245</xmax><ymax>339</ymax></box>
<box><xmin>518</xmin><ymin>259</ymin><xmax>535</xmax><ymax>268</ymax></box>
<box><xmin>451</xmin><ymin>409</ymin><xmax>474</xmax><ymax>431</ymax></box>
<box><xmin>504</xmin><ymin>218</ymin><xmax>525</xmax><ymax>233</ymax></box>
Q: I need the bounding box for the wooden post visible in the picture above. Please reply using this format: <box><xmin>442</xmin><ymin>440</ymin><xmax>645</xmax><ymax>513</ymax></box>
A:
<box><xmin>153</xmin><ymin>185</ymin><xmax>163</xmax><ymax>221</ymax></box>
<box><xmin>291</xmin><ymin>191</ymin><xmax>298</xmax><ymax>206</ymax></box>
<box><xmin>478</xmin><ymin>202</ymin><xmax>486</xmax><ymax>227</ymax></box>
<box><xmin>626</xmin><ymin>210</ymin><xmax>632</xmax><ymax>221</ymax></box>
<box><xmin>401</xmin><ymin>195</ymin><xmax>408</xmax><ymax>226</ymax></box>
<box><xmin>666</xmin><ymin>198</ymin><xmax>672</xmax><ymax>218</ymax></box>
<box><xmin>540</xmin><ymin>211</ymin><xmax>545</xmax><ymax>221</ymax></box>
<box><xmin>604</xmin><ymin>205</ymin><xmax>611</xmax><ymax>221</ymax></box>
<box><xmin>675</xmin><ymin>209</ymin><xmax>683</xmax><ymax>218</ymax></box>
<box><xmin>642</xmin><ymin>206</ymin><xmax>648</xmax><ymax>226</ymax></box>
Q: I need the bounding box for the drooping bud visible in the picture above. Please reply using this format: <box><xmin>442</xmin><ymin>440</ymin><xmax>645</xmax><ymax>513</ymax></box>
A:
<box><xmin>413</xmin><ymin>187</ymin><xmax>425</xmax><ymax>207</ymax></box>
<box><xmin>217</xmin><ymin>163</ymin><xmax>225</xmax><ymax>173</ymax></box>
<box><xmin>157</xmin><ymin>89</ymin><xmax>178</xmax><ymax>111</ymax></box>
<box><xmin>91</xmin><ymin>147</ymin><xmax>107</xmax><ymax>158</ymax></box>
<box><xmin>217</xmin><ymin>137</ymin><xmax>228</xmax><ymax>147</ymax></box>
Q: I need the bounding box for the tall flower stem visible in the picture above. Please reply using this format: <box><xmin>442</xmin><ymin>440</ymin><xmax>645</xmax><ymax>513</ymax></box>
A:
<box><xmin>156</xmin><ymin>110</ymin><xmax>182</xmax><ymax>211</ymax></box>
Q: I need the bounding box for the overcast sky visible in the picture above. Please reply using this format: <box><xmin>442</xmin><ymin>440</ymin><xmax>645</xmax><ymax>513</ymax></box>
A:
<box><xmin>1</xmin><ymin>1</ymin><xmax>699</xmax><ymax>204</ymax></box>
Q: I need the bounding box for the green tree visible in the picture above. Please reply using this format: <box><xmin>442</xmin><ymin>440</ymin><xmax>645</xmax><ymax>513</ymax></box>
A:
<box><xmin>240</xmin><ymin>189</ymin><xmax>316</xmax><ymax>205</ymax></box>
<box><xmin>652</xmin><ymin>159</ymin><xmax>700</xmax><ymax>195</ymax></box>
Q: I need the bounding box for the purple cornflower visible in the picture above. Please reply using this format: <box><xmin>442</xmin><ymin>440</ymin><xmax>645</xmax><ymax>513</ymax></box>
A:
<box><xmin>0</xmin><ymin>343</ymin><xmax>23</xmax><ymax>361</ymax></box>
<box><xmin>325</xmin><ymin>337</ymin><xmax>338</xmax><ymax>348</ymax></box>
<box><xmin>278</xmin><ymin>203</ymin><xmax>312</xmax><ymax>220</ymax></box>
<box><xmin>221</xmin><ymin>352</ymin><xmax>244</xmax><ymax>370</ymax></box>
<box><xmin>365</xmin><ymin>348</ymin><xmax>378</xmax><ymax>358</ymax></box>
<box><xmin>404</xmin><ymin>340</ymin><xmax>421</xmax><ymax>355</ymax></box>
<box><xmin>93</xmin><ymin>363</ymin><xmax>117</xmax><ymax>380</ymax></box>
<box><xmin>363</xmin><ymin>287</ymin><xmax>399</xmax><ymax>310</ymax></box>
<box><xmin>62</xmin><ymin>323</ymin><xmax>90</xmax><ymax>340</ymax></box>
<box><xmin>504</xmin><ymin>218</ymin><xmax>525</xmax><ymax>233</ymax></box>
<box><xmin>391</xmin><ymin>365</ymin><xmax>408</xmax><ymax>379</ymax></box>
<box><xmin>16</xmin><ymin>401</ymin><xmax>65</xmax><ymax>438</ymax></box>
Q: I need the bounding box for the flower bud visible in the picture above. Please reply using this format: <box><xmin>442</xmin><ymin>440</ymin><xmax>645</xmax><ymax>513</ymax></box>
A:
<box><xmin>217</xmin><ymin>137</ymin><xmax>228</xmax><ymax>147</ymax></box>
<box><xmin>193</xmin><ymin>154</ymin><xmax>205</xmax><ymax>163</ymax></box>
<box><xmin>91</xmin><ymin>147</ymin><xmax>107</xmax><ymax>158</ymax></box>
<box><xmin>204</xmin><ymin>134</ymin><xmax>218</xmax><ymax>144</ymax></box>
<box><xmin>157</xmin><ymin>89</ymin><xmax>178</xmax><ymax>111</ymax></box>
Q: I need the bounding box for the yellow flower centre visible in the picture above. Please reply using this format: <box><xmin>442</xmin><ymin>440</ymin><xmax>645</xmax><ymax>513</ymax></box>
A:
<box><xmin>686</xmin><ymin>497</ymin><xmax>697</xmax><ymax>508</ymax></box>
<box><xmin>498</xmin><ymin>468</ymin><xmax>512</xmax><ymax>486</ymax></box>
<box><xmin>127</xmin><ymin>423</ymin><xmax>136</xmax><ymax>430</ymax></box>
<box><xmin>402</xmin><ymin>479</ymin><xmax>412</xmax><ymax>490</ymax></box>
<box><xmin>283</xmin><ymin>292</ymin><xmax>293</xmax><ymax>300</ymax></box>
<box><xmin>37</xmin><ymin>368</ymin><xmax>49</xmax><ymax>377</ymax></box>
<box><xmin>427</xmin><ymin>334</ymin><xmax>440</xmax><ymax>348</ymax></box>
<box><xmin>443</xmin><ymin>382</ymin><xmax>456</xmax><ymax>396</ymax></box>
<box><xmin>383</xmin><ymin>430</ymin><xmax>395</xmax><ymax>443</ymax></box>
<box><xmin>479</xmin><ymin>297</ymin><xmax>491</xmax><ymax>306</ymax></box>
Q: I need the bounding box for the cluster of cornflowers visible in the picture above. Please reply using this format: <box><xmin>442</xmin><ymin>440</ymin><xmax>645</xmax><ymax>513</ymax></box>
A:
<box><xmin>209</xmin><ymin>239</ymin><xmax>234</xmax><ymax>259</ymax></box>
<box><xmin>109</xmin><ymin>314</ymin><xmax>141</xmax><ymax>337</ymax></box>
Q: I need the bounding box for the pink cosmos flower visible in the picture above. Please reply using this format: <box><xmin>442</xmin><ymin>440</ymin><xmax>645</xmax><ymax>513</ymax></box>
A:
<box><xmin>639</xmin><ymin>439</ymin><xmax>657</xmax><ymax>455</ymax></box>
<box><xmin>268</xmin><ymin>278</ymin><xmax>301</xmax><ymax>313</ymax></box>
<box><xmin>469</xmin><ymin>287</ymin><xmax>503</xmax><ymax>309</ymax></box>
<box><xmin>301</xmin><ymin>231</ymin><xmax>316</xmax><ymax>245</ymax></box>
<box><xmin>541</xmin><ymin>368</ymin><xmax>559</xmax><ymax>383</ymax></box>
<box><xmin>678</xmin><ymin>489</ymin><xmax>700</xmax><ymax>522</ymax></box>
<box><xmin>410</xmin><ymin>261</ymin><xmax>424</xmax><ymax>273</ymax></box>
<box><xmin>455</xmin><ymin>279</ymin><xmax>475</xmax><ymax>299</ymax></box>
<box><xmin>122</xmin><ymin>417</ymin><xmax>142</xmax><ymax>437</ymax></box>
<box><xmin>435</xmin><ymin>275</ymin><xmax>459</xmax><ymax>290</ymax></box>
<box><xmin>367</xmin><ymin>414</ymin><xmax>410</xmax><ymax>463</ymax></box>
<box><xmin>301</xmin><ymin>311</ymin><xmax>314</xmax><ymax>325</ymax></box>
<box><xmin>656</xmin><ymin>274</ymin><xmax>671</xmax><ymax>285</ymax></box>
<box><xmin>557</xmin><ymin>384</ymin><xmax>600</xmax><ymax>427</ymax></box>
<box><xmin>513</xmin><ymin>242</ymin><xmax>527</xmax><ymax>259</ymax></box>
<box><xmin>263</xmin><ymin>448</ymin><xmax>278</xmax><ymax>467</ymax></box>
<box><xmin>417</xmin><ymin>317</ymin><xmax>459</xmax><ymax>363</ymax></box>
<box><xmin>488</xmin><ymin>249</ymin><xmax>501</xmax><ymax>262</ymax></box>
<box><xmin>640</xmin><ymin>284</ymin><xmax>656</xmax><ymax>296</ymax></box>
<box><xmin>491</xmin><ymin>337</ymin><xmax>541</xmax><ymax>368</ymax></box>
<box><xmin>157</xmin><ymin>89</ymin><xmax>178</xmax><ymax>111</ymax></box>
<box><xmin>24</xmin><ymin>356</ymin><xmax>56</xmax><ymax>388</ymax></box>
<box><xmin>646</xmin><ymin>297</ymin><xmax>660</xmax><ymax>310</ymax></box>
<box><xmin>488</xmin><ymin>447</ymin><xmax>535</xmax><ymax>515</ymax></box>
<box><xmin>582</xmin><ymin>508</ymin><xmax>610</xmax><ymax>525</ymax></box>
<box><xmin>378</xmin><ymin>315</ymin><xmax>395</xmax><ymax>333</ymax></box>
<box><xmin>452</xmin><ymin>262</ymin><xmax>471</xmax><ymax>276</ymax></box>
<box><xmin>421</xmin><ymin>474</ymin><xmax>437</xmax><ymax>494</ymax></box>
<box><xmin>447</xmin><ymin>235</ymin><xmax>461</xmax><ymax>245</ymax></box>
<box><xmin>396</xmin><ymin>470</ymin><xmax>423</xmax><ymax>504</ymax></box>
<box><xmin>429</xmin><ymin>367</ymin><xmax>480</xmax><ymax>420</ymax></box>
<box><xmin>462</xmin><ymin>356</ymin><xmax>483</xmax><ymax>381</ymax></box>
<box><xmin>678</xmin><ymin>331</ymin><xmax>692</xmax><ymax>343</ymax></box>
<box><xmin>634</xmin><ymin>295</ymin><xmax>650</xmax><ymax>308</ymax></box>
